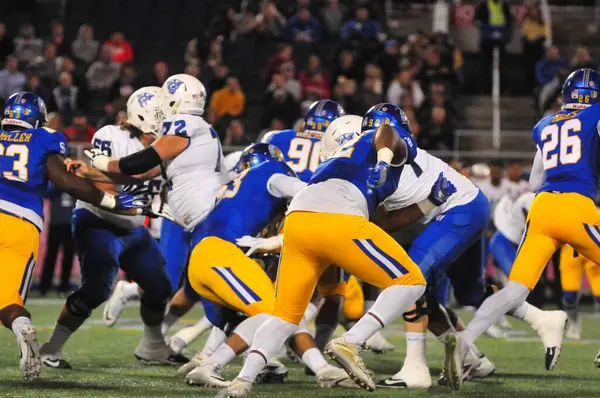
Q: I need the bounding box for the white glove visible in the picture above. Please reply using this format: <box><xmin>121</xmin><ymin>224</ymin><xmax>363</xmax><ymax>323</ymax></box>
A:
<box><xmin>236</xmin><ymin>235</ymin><xmax>284</xmax><ymax>256</ymax></box>
<box><xmin>84</xmin><ymin>148</ymin><xmax>111</xmax><ymax>172</ymax></box>
<box><xmin>143</xmin><ymin>202</ymin><xmax>175</xmax><ymax>223</ymax></box>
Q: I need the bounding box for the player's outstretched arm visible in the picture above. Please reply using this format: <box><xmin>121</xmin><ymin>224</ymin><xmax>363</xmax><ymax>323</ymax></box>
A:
<box><xmin>65</xmin><ymin>158</ymin><xmax>160</xmax><ymax>184</ymax></box>
<box><xmin>47</xmin><ymin>154</ymin><xmax>117</xmax><ymax>209</ymax></box>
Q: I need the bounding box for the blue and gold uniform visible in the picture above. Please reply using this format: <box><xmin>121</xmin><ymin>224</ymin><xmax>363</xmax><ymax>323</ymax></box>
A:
<box><xmin>262</xmin><ymin>99</ymin><xmax>345</xmax><ymax>182</ymax></box>
<box><xmin>0</xmin><ymin>93</ymin><xmax>67</xmax><ymax>311</ymax></box>
<box><xmin>273</xmin><ymin>114</ymin><xmax>426</xmax><ymax>325</ymax></box>
<box><xmin>186</xmin><ymin>144</ymin><xmax>302</xmax><ymax>317</ymax></box>
<box><xmin>509</xmin><ymin>69</ymin><xmax>600</xmax><ymax>290</ymax></box>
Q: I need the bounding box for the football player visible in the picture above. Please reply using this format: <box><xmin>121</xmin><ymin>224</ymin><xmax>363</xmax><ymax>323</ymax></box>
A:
<box><xmin>443</xmin><ymin>69</ymin><xmax>600</xmax><ymax>389</ymax></box>
<box><xmin>0</xmin><ymin>92</ymin><xmax>139</xmax><ymax>379</ymax></box>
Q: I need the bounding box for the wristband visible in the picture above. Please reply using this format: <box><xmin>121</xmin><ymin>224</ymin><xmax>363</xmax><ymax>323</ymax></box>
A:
<box><xmin>100</xmin><ymin>193</ymin><xmax>117</xmax><ymax>209</ymax></box>
<box><xmin>377</xmin><ymin>147</ymin><xmax>394</xmax><ymax>165</ymax></box>
<box><xmin>94</xmin><ymin>156</ymin><xmax>111</xmax><ymax>172</ymax></box>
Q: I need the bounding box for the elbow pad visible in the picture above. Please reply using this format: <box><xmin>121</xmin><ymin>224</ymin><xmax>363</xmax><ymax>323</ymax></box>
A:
<box><xmin>118</xmin><ymin>146</ymin><xmax>162</xmax><ymax>176</ymax></box>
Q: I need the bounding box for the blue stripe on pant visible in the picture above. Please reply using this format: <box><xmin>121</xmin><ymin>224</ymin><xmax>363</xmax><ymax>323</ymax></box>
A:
<box><xmin>489</xmin><ymin>231</ymin><xmax>518</xmax><ymax>276</ymax></box>
<box><xmin>353</xmin><ymin>238</ymin><xmax>408</xmax><ymax>278</ymax></box>
<box><xmin>212</xmin><ymin>267</ymin><xmax>262</xmax><ymax>305</ymax></box>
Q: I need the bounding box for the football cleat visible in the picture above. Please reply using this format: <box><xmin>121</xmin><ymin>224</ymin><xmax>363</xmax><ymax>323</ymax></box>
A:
<box><xmin>316</xmin><ymin>364</ymin><xmax>359</xmax><ymax>388</ymax></box>
<box><xmin>17</xmin><ymin>325</ymin><xmax>42</xmax><ymax>380</ymax></box>
<box><xmin>566</xmin><ymin>317</ymin><xmax>582</xmax><ymax>340</ymax></box>
<box><xmin>443</xmin><ymin>333</ymin><xmax>469</xmax><ymax>390</ymax></box>
<box><xmin>377</xmin><ymin>362</ymin><xmax>431</xmax><ymax>389</ymax></box>
<box><xmin>42</xmin><ymin>357</ymin><xmax>72</xmax><ymax>369</ymax></box>
<box><xmin>470</xmin><ymin>354</ymin><xmax>495</xmax><ymax>379</ymax></box>
<box><xmin>594</xmin><ymin>349</ymin><xmax>600</xmax><ymax>368</ymax></box>
<box><xmin>103</xmin><ymin>280</ymin><xmax>132</xmax><ymax>327</ymax></box>
<box><xmin>365</xmin><ymin>331</ymin><xmax>395</xmax><ymax>354</ymax></box>
<box><xmin>533</xmin><ymin>310</ymin><xmax>567</xmax><ymax>370</ymax></box>
<box><xmin>177</xmin><ymin>351</ymin><xmax>209</xmax><ymax>377</ymax></box>
<box><xmin>134</xmin><ymin>337</ymin><xmax>188</xmax><ymax>365</ymax></box>
<box><xmin>186</xmin><ymin>361</ymin><xmax>230</xmax><ymax>387</ymax></box>
<box><xmin>325</xmin><ymin>337</ymin><xmax>375</xmax><ymax>391</ymax></box>
<box><xmin>255</xmin><ymin>358</ymin><xmax>288</xmax><ymax>384</ymax></box>
<box><xmin>224</xmin><ymin>377</ymin><xmax>253</xmax><ymax>398</ymax></box>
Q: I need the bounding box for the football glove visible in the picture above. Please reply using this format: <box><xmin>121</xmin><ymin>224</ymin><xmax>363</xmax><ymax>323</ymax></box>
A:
<box><xmin>236</xmin><ymin>235</ymin><xmax>284</xmax><ymax>256</ymax></box>
<box><xmin>367</xmin><ymin>161</ymin><xmax>390</xmax><ymax>189</ymax></box>
<box><xmin>84</xmin><ymin>148</ymin><xmax>111</xmax><ymax>172</ymax></box>
<box><xmin>428</xmin><ymin>172</ymin><xmax>457</xmax><ymax>206</ymax></box>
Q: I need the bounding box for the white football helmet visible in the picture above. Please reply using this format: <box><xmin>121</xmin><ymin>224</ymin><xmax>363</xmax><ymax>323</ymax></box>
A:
<box><xmin>161</xmin><ymin>74</ymin><xmax>206</xmax><ymax>117</ymax></box>
<box><xmin>320</xmin><ymin>115</ymin><xmax>363</xmax><ymax>161</ymax></box>
<box><xmin>126</xmin><ymin>86</ymin><xmax>164</xmax><ymax>137</ymax></box>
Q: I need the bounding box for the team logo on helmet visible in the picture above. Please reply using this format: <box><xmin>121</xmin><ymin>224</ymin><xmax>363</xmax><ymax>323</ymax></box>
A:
<box><xmin>268</xmin><ymin>145</ymin><xmax>283</xmax><ymax>160</ymax></box>
<box><xmin>137</xmin><ymin>93</ymin><xmax>155</xmax><ymax>107</ymax></box>
<box><xmin>167</xmin><ymin>79</ymin><xmax>184</xmax><ymax>94</ymax></box>
<box><xmin>591</xmin><ymin>81</ymin><xmax>596</xmax><ymax>87</ymax></box>
<box><xmin>335</xmin><ymin>133</ymin><xmax>356</xmax><ymax>146</ymax></box>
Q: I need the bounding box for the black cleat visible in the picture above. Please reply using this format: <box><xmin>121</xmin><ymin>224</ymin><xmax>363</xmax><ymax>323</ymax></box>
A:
<box><xmin>43</xmin><ymin>357</ymin><xmax>72</xmax><ymax>369</ymax></box>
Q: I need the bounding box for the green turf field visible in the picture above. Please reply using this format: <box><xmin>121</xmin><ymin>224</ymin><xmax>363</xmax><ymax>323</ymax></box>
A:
<box><xmin>1</xmin><ymin>300</ymin><xmax>599</xmax><ymax>397</ymax></box>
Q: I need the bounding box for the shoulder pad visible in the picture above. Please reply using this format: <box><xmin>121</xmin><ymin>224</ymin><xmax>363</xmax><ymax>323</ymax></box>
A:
<box><xmin>41</xmin><ymin>127</ymin><xmax>56</xmax><ymax>134</ymax></box>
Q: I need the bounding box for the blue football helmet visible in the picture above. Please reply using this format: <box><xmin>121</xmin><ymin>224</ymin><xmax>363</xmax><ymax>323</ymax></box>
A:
<box><xmin>304</xmin><ymin>99</ymin><xmax>345</xmax><ymax>133</ymax></box>
<box><xmin>562</xmin><ymin>68</ymin><xmax>600</xmax><ymax>110</ymax></box>
<box><xmin>1</xmin><ymin>92</ymin><xmax>48</xmax><ymax>130</ymax></box>
<box><xmin>238</xmin><ymin>143</ymin><xmax>286</xmax><ymax>171</ymax></box>
<box><xmin>362</xmin><ymin>103</ymin><xmax>411</xmax><ymax>134</ymax></box>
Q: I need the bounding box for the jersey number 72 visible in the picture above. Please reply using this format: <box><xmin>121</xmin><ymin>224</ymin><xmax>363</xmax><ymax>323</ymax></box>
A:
<box><xmin>540</xmin><ymin>118</ymin><xmax>581</xmax><ymax>170</ymax></box>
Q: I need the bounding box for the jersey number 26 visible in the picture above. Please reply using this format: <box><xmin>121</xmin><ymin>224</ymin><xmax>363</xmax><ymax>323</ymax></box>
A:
<box><xmin>541</xmin><ymin>118</ymin><xmax>581</xmax><ymax>170</ymax></box>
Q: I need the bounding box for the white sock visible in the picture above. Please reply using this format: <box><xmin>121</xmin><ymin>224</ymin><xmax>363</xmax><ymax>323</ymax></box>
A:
<box><xmin>43</xmin><ymin>323</ymin><xmax>73</xmax><ymax>355</ymax></box>
<box><xmin>364</xmin><ymin>300</ymin><xmax>376</xmax><ymax>313</ymax></box>
<box><xmin>510</xmin><ymin>302</ymin><xmax>544</xmax><ymax>328</ymax></box>
<box><xmin>237</xmin><ymin>315</ymin><xmax>298</xmax><ymax>382</ymax></box>
<box><xmin>123</xmin><ymin>282</ymin><xmax>141</xmax><ymax>300</ymax></box>
<box><xmin>301</xmin><ymin>347</ymin><xmax>328</xmax><ymax>374</ymax></box>
<box><xmin>11</xmin><ymin>316</ymin><xmax>31</xmax><ymax>337</ymax></box>
<box><xmin>404</xmin><ymin>332</ymin><xmax>427</xmax><ymax>365</ymax></box>
<box><xmin>304</xmin><ymin>302</ymin><xmax>318</xmax><ymax>324</ymax></box>
<box><xmin>161</xmin><ymin>311</ymin><xmax>180</xmax><ymax>335</ymax></box>
<box><xmin>209</xmin><ymin>343</ymin><xmax>237</xmax><ymax>366</ymax></box>
<box><xmin>235</xmin><ymin>313</ymin><xmax>269</xmax><ymax>345</ymax></box>
<box><xmin>144</xmin><ymin>325</ymin><xmax>164</xmax><ymax>342</ymax></box>
<box><xmin>344</xmin><ymin>285</ymin><xmax>426</xmax><ymax>345</ymax></box>
<box><xmin>200</xmin><ymin>327</ymin><xmax>227</xmax><ymax>357</ymax></box>
<box><xmin>174</xmin><ymin>316</ymin><xmax>212</xmax><ymax>345</ymax></box>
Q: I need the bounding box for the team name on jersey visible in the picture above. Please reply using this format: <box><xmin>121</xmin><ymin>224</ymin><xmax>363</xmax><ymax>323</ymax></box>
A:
<box><xmin>0</xmin><ymin>132</ymin><xmax>32</xmax><ymax>143</ymax></box>
<box><xmin>552</xmin><ymin>111</ymin><xmax>579</xmax><ymax>123</ymax></box>
<box><xmin>295</xmin><ymin>131</ymin><xmax>322</xmax><ymax>139</ymax></box>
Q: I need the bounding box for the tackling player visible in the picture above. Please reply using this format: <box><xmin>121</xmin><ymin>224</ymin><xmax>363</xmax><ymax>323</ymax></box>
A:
<box><xmin>0</xmin><ymin>92</ymin><xmax>138</xmax><ymax>380</ymax></box>
<box><xmin>443</xmin><ymin>69</ymin><xmax>600</xmax><ymax>389</ymax></box>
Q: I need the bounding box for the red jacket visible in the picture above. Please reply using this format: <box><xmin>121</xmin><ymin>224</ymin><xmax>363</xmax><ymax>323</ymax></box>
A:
<box><xmin>104</xmin><ymin>40</ymin><xmax>134</xmax><ymax>64</ymax></box>
<box><xmin>64</xmin><ymin>124</ymin><xmax>96</xmax><ymax>143</ymax></box>
<box><xmin>300</xmin><ymin>72</ymin><xmax>330</xmax><ymax>99</ymax></box>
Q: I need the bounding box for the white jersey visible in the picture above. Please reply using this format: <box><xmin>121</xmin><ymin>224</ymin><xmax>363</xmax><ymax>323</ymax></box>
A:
<box><xmin>288</xmin><ymin>179</ymin><xmax>368</xmax><ymax>217</ymax></box>
<box><xmin>162</xmin><ymin>113</ymin><xmax>228</xmax><ymax>230</ymax></box>
<box><xmin>77</xmin><ymin>125</ymin><xmax>162</xmax><ymax>229</ymax></box>
<box><xmin>383</xmin><ymin>149</ymin><xmax>480</xmax><ymax>223</ymax></box>
<box><xmin>477</xmin><ymin>178</ymin><xmax>529</xmax><ymax>216</ymax></box>
<box><xmin>493</xmin><ymin>192</ymin><xmax>535</xmax><ymax>244</ymax></box>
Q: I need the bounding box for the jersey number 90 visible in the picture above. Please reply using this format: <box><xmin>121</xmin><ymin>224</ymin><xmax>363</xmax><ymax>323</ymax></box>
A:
<box><xmin>540</xmin><ymin>118</ymin><xmax>581</xmax><ymax>170</ymax></box>
<box><xmin>288</xmin><ymin>138</ymin><xmax>321</xmax><ymax>173</ymax></box>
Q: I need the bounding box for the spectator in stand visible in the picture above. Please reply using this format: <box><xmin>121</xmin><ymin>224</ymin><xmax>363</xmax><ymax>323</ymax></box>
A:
<box><xmin>521</xmin><ymin>4</ymin><xmax>548</xmax><ymax>92</ymax></box>
<box><xmin>60</xmin><ymin>57</ymin><xmax>88</xmax><ymax>105</ymax></box>
<box><xmin>0</xmin><ymin>23</ymin><xmax>14</xmax><ymax>65</ymax></box>
<box><xmin>208</xmin><ymin>64</ymin><xmax>229</xmax><ymax>98</ymax></box>
<box><xmin>416</xmin><ymin>45</ymin><xmax>456</xmax><ymax>94</ymax></box>
<box><xmin>255</xmin><ymin>0</ymin><xmax>288</xmax><ymax>40</ymax></box>
<box><xmin>184</xmin><ymin>38</ymin><xmax>201</xmax><ymax>66</ymax></box>
<box><xmin>280</xmin><ymin>62</ymin><xmax>302</xmax><ymax>101</ymax></box>
<box><xmin>332</xmin><ymin>75</ymin><xmax>360</xmax><ymax>114</ymax></box>
<box><xmin>224</xmin><ymin>120</ymin><xmax>252</xmax><ymax>145</ymax></box>
<box><xmin>13</xmin><ymin>23</ymin><xmax>43</xmax><ymax>66</ymax></box>
<box><xmin>206</xmin><ymin>39</ymin><xmax>223</xmax><ymax>70</ymax></box>
<box><xmin>358</xmin><ymin>64</ymin><xmax>384</xmax><ymax>111</ymax></box>
<box><xmin>50</xmin><ymin>71</ymin><xmax>80</xmax><ymax>125</ymax></box>
<box><xmin>86</xmin><ymin>46</ymin><xmax>121</xmax><ymax>90</ymax></box>
<box><xmin>474</xmin><ymin>0</ymin><xmax>512</xmax><ymax>93</ymax></box>
<box><xmin>24</xmin><ymin>73</ymin><xmax>50</xmax><ymax>103</ymax></box>
<box><xmin>536</xmin><ymin>46</ymin><xmax>567</xmax><ymax>112</ymax></box>
<box><xmin>72</xmin><ymin>24</ymin><xmax>100</xmax><ymax>66</ymax></box>
<box><xmin>32</xmin><ymin>43</ymin><xmax>60</xmax><ymax>85</ymax></box>
<box><xmin>332</xmin><ymin>50</ymin><xmax>362</xmax><ymax>88</ymax></box>
<box><xmin>418</xmin><ymin>84</ymin><xmax>456</xmax><ymax>150</ymax></box>
<box><xmin>320</xmin><ymin>0</ymin><xmax>347</xmax><ymax>39</ymax></box>
<box><xmin>431</xmin><ymin>32</ymin><xmax>464</xmax><ymax>84</ymax></box>
<box><xmin>340</xmin><ymin>7</ymin><xmax>380</xmax><ymax>41</ymax></box>
<box><xmin>149</xmin><ymin>61</ymin><xmax>169</xmax><ymax>87</ymax></box>
<box><xmin>46</xmin><ymin>21</ymin><xmax>66</xmax><ymax>55</ymax></box>
<box><xmin>103</xmin><ymin>32</ymin><xmax>134</xmax><ymax>64</ymax></box>
<box><xmin>228</xmin><ymin>6</ymin><xmax>257</xmax><ymax>38</ymax></box>
<box><xmin>208</xmin><ymin>76</ymin><xmax>246</xmax><ymax>131</ymax></box>
<box><xmin>387</xmin><ymin>68</ymin><xmax>425</xmax><ymax>110</ymax></box>
<box><xmin>400</xmin><ymin>92</ymin><xmax>421</xmax><ymax>139</ymax></box>
<box><xmin>110</xmin><ymin>63</ymin><xmax>138</xmax><ymax>108</ymax></box>
<box><xmin>265</xmin><ymin>44</ymin><xmax>294</xmax><ymax>86</ymax></box>
<box><xmin>287</xmin><ymin>7</ymin><xmax>322</xmax><ymax>44</ymax></box>
<box><xmin>39</xmin><ymin>184</ymin><xmax>75</xmax><ymax>295</ymax></box>
<box><xmin>263</xmin><ymin>72</ymin><xmax>301</xmax><ymax>128</ymax></box>
<box><xmin>0</xmin><ymin>55</ymin><xmax>25</xmax><ymax>100</ymax></box>
<box><xmin>47</xmin><ymin>112</ymin><xmax>62</xmax><ymax>131</ymax></box>
<box><xmin>300</xmin><ymin>55</ymin><xmax>330</xmax><ymax>100</ymax></box>
<box><xmin>64</xmin><ymin>112</ymin><xmax>95</xmax><ymax>142</ymax></box>
<box><xmin>570</xmin><ymin>46</ymin><xmax>597</xmax><ymax>71</ymax></box>
<box><xmin>377</xmin><ymin>39</ymin><xmax>400</xmax><ymax>84</ymax></box>
<box><xmin>185</xmin><ymin>63</ymin><xmax>202</xmax><ymax>81</ymax></box>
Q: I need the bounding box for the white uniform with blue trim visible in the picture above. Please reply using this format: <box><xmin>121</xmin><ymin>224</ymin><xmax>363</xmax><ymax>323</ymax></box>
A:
<box><xmin>162</xmin><ymin>113</ymin><xmax>228</xmax><ymax>230</ymax></box>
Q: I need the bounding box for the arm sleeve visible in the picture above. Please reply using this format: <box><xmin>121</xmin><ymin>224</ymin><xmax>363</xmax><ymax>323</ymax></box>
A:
<box><xmin>529</xmin><ymin>148</ymin><xmax>545</xmax><ymax>191</ymax></box>
<box><xmin>267</xmin><ymin>174</ymin><xmax>307</xmax><ymax>199</ymax></box>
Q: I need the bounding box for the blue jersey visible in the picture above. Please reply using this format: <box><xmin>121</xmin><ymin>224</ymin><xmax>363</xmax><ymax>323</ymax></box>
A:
<box><xmin>532</xmin><ymin>104</ymin><xmax>600</xmax><ymax>200</ymax></box>
<box><xmin>263</xmin><ymin>129</ymin><xmax>322</xmax><ymax>183</ymax></box>
<box><xmin>191</xmin><ymin>160</ymin><xmax>295</xmax><ymax>246</ymax></box>
<box><xmin>310</xmin><ymin>131</ymin><xmax>408</xmax><ymax>217</ymax></box>
<box><xmin>0</xmin><ymin>127</ymin><xmax>67</xmax><ymax>230</ymax></box>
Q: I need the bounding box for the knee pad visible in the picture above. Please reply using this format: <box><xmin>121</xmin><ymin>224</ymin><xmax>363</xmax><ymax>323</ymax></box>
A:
<box><xmin>66</xmin><ymin>291</ymin><xmax>94</xmax><ymax>318</ymax></box>
<box><xmin>222</xmin><ymin>312</ymin><xmax>248</xmax><ymax>337</ymax></box>
<box><xmin>403</xmin><ymin>289</ymin><xmax>430</xmax><ymax>323</ymax></box>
